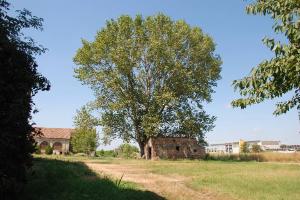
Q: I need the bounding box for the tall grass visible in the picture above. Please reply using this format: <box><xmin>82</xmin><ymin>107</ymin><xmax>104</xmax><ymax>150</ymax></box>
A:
<box><xmin>206</xmin><ymin>152</ymin><xmax>300</xmax><ymax>162</ymax></box>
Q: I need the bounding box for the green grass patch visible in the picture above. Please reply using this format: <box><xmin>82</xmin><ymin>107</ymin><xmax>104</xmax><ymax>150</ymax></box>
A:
<box><xmin>145</xmin><ymin>160</ymin><xmax>300</xmax><ymax>200</ymax></box>
<box><xmin>23</xmin><ymin>157</ymin><xmax>164</xmax><ymax>200</ymax></box>
<box><xmin>28</xmin><ymin>156</ymin><xmax>300</xmax><ymax>200</ymax></box>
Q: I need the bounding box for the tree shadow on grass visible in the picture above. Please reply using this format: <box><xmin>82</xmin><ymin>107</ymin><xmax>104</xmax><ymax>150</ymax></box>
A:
<box><xmin>22</xmin><ymin>158</ymin><xmax>165</xmax><ymax>200</ymax></box>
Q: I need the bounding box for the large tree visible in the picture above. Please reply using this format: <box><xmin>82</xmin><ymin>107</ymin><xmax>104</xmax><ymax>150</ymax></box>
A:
<box><xmin>0</xmin><ymin>1</ymin><xmax>49</xmax><ymax>199</ymax></box>
<box><xmin>74</xmin><ymin>14</ymin><xmax>221</xmax><ymax>156</ymax></box>
<box><xmin>232</xmin><ymin>0</ymin><xmax>300</xmax><ymax>115</ymax></box>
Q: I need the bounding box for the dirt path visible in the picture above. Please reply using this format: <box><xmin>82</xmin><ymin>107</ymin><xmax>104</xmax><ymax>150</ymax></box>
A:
<box><xmin>85</xmin><ymin>162</ymin><xmax>230</xmax><ymax>200</ymax></box>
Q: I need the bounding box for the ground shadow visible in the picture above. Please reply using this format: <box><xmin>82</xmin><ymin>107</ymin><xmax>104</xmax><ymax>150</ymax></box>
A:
<box><xmin>22</xmin><ymin>158</ymin><xmax>165</xmax><ymax>200</ymax></box>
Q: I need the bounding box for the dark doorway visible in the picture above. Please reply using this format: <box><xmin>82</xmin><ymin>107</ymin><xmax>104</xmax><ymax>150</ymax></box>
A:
<box><xmin>148</xmin><ymin>147</ymin><xmax>152</xmax><ymax>159</ymax></box>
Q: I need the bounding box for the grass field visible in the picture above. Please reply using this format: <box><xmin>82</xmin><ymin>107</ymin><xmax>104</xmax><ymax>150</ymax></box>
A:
<box><xmin>145</xmin><ymin>160</ymin><xmax>300</xmax><ymax>200</ymax></box>
<box><xmin>24</xmin><ymin>156</ymin><xmax>300</xmax><ymax>200</ymax></box>
<box><xmin>23</xmin><ymin>157</ymin><xmax>164</xmax><ymax>200</ymax></box>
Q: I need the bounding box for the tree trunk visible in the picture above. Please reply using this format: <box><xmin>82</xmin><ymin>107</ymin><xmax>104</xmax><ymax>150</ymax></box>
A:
<box><xmin>138</xmin><ymin>141</ymin><xmax>145</xmax><ymax>157</ymax></box>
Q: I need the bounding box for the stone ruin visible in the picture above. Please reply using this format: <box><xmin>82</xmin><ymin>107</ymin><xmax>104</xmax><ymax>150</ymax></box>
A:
<box><xmin>144</xmin><ymin>137</ymin><xmax>205</xmax><ymax>160</ymax></box>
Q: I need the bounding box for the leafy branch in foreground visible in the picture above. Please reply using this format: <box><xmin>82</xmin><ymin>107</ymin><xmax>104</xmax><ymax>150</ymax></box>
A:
<box><xmin>232</xmin><ymin>0</ymin><xmax>300</xmax><ymax>115</ymax></box>
<box><xmin>0</xmin><ymin>0</ymin><xmax>50</xmax><ymax>198</ymax></box>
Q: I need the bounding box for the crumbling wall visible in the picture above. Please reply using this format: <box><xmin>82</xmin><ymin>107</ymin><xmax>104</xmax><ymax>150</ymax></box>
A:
<box><xmin>145</xmin><ymin>137</ymin><xmax>205</xmax><ymax>160</ymax></box>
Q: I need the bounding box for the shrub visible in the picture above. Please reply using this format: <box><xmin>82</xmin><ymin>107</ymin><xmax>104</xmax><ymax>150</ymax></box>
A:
<box><xmin>45</xmin><ymin>145</ymin><xmax>53</xmax><ymax>155</ymax></box>
<box><xmin>96</xmin><ymin>150</ymin><xmax>117</xmax><ymax>157</ymax></box>
<box><xmin>115</xmin><ymin>143</ymin><xmax>139</xmax><ymax>159</ymax></box>
<box><xmin>35</xmin><ymin>146</ymin><xmax>41</xmax><ymax>154</ymax></box>
<box><xmin>98</xmin><ymin>149</ymin><xmax>105</xmax><ymax>157</ymax></box>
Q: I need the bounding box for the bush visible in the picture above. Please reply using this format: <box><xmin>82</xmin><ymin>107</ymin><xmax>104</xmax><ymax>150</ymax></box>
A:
<box><xmin>115</xmin><ymin>143</ymin><xmax>139</xmax><ymax>159</ymax></box>
<box><xmin>96</xmin><ymin>150</ymin><xmax>117</xmax><ymax>157</ymax></box>
<box><xmin>35</xmin><ymin>146</ymin><xmax>41</xmax><ymax>154</ymax></box>
<box><xmin>45</xmin><ymin>145</ymin><xmax>53</xmax><ymax>155</ymax></box>
<box><xmin>98</xmin><ymin>149</ymin><xmax>105</xmax><ymax>157</ymax></box>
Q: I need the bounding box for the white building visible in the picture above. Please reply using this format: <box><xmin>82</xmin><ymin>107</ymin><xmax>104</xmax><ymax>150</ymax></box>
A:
<box><xmin>206</xmin><ymin>140</ymin><xmax>281</xmax><ymax>154</ymax></box>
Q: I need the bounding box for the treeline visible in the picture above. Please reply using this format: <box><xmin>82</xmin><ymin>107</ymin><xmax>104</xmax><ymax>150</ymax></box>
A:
<box><xmin>96</xmin><ymin>143</ymin><xmax>139</xmax><ymax>159</ymax></box>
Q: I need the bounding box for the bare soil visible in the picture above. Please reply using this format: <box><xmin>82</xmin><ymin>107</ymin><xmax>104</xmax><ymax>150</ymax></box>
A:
<box><xmin>85</xmin><ymin>162</ymin><xmax>231</xmax><ymax>200</ymax></box>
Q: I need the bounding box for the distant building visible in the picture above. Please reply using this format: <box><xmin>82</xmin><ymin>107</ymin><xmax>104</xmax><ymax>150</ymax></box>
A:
<box><xmin>34</xmin><ymin>127</ymin><xmax>74</xmax><ymax>154</ymax></box>
<box><xmin>144</xmin><ymin>137</ymin><xmax>205</xmax><ymax>160</ymax></box>
<box><xmin>280</xmin><ymin>144</ymin><xmax>300</xmax><ymax>151</ymax></box>
<box><xmin>206</xmin><ymin>140</ymin><xmax>281</xmax><ymax>154</ymax></box>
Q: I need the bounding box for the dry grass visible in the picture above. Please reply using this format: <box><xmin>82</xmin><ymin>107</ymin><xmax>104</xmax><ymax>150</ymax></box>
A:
<box><xmin>259</xmin><ymin>152</ymin><xmax>300</xmax><ymax>162</ymax></box>
<box><xmin>206</xmin><ymin>152</ymin><xmax>300</xmax><ymax>162</ymax></box>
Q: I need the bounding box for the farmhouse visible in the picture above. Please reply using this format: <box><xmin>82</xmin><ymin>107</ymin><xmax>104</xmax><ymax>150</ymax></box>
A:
<box><xmin>34</xmin><ymin>127</ymin><xmax>74</xmax><ymax>154</ymax></box>
<box><xmin>144</xmin><ymin>137</ymin><xmax>205</xmax><ymax>160</ymax></box>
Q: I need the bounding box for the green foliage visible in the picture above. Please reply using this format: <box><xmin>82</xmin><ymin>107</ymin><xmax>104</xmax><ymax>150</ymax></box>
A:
<box><xmin>71</xmin><ymin>128</ymin><xmax>98</xmax><ymax>155</ymax></box>
<box><xmin>74</xmin><ymin>14</ymin><xmax>221</xmax><ymax>155</ymax></box>
<box><xmin>35</xmin><ymin>145</ymin><xmax>41</xmax><ymax>154</ymax></box>
<box><xmin>98</xmin><ymin>149</ymin><xmax>105</xmax><ymax>156</ymax></box>
<box><xmin>232</xmin><ymin>0</ymin><xmax>300</xmax><ymax>115</ymax></box>
<box><xmin>23</xmin><ymin>158</ymin><xmax>165</xmax><ymax>200</ymax></box>
<box><xmin>73</xmin><ymin>106</ymin><xmax>98</xmax><ymax>130</ymax></box>
<box><xmin>251</xmin><ymin>144</ymin><xmax>262</xmax><ymax>153</ymax></box>
<box><xmin>0</xmin><ymin>1</ymin><xmax>50</xmax><ymax>198</ymax></box>
<box><xmin>71</xmin><ymin>107</ymin><xmax>99</xmax><ymax>155</ymax></box>
<box><xmin>96</xmin><ymin>149</ymin><xmax>117</xmax><ymax>157</ymax></box>
<box><xmin>116</xmin><ymin>143</ymin><xmax>139</xmax><ymax>159</ymax></box>
<box><xmin>44</xmin><ymin>145</ymin><xmax>53</xmax><ymax>155</ymax></box>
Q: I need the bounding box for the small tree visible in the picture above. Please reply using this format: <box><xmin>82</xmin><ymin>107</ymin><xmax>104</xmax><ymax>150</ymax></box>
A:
<box><xmin>251</xmin><ymin>144</ymin><xmax>262</xmax><ymax>153</ymax></box>
<box><xmin>70</xmin><ymin>106</ymin><xmax>99</xmax><ymax>155</ymax></box>
<box><xmin>71</xmin><ymin>128</ymin><xmax>98</xmax><ymax>155</ymax></box>
<box><xmin>240</xmin><ymin>142</ymin><xmax>249</xmax><ymax>153</ymax></box>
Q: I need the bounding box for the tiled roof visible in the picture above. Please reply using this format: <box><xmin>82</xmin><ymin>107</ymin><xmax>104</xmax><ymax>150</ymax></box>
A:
<box><xmin>34</xmin><ymin>127</ymin><xmax>74</xmax><ymax>139</ymax></box>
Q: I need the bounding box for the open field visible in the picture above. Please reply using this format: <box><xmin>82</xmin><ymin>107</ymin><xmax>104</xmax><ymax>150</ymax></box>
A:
<box><xmin>23</xmin><ymin>157</ymin><xmax>164</xmax><ymax>200</ymax></box>
<box><xmin>25</xmin><ymin>155</ymin><xmax>300</xmax><ymax>200</ymax></box>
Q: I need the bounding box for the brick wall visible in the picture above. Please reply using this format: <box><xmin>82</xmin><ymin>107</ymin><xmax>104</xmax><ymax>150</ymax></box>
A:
<box><xmin>144</xmin><ymin>137</ymin><xmax>205</xmax><ymax>160</ymax></box>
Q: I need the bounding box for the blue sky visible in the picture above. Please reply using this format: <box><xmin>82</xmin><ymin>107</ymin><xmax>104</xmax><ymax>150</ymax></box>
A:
<box><xmin>11</xmin><ymin>0</ymin><xmax>299</xmax><ymax>148</ymax></box>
